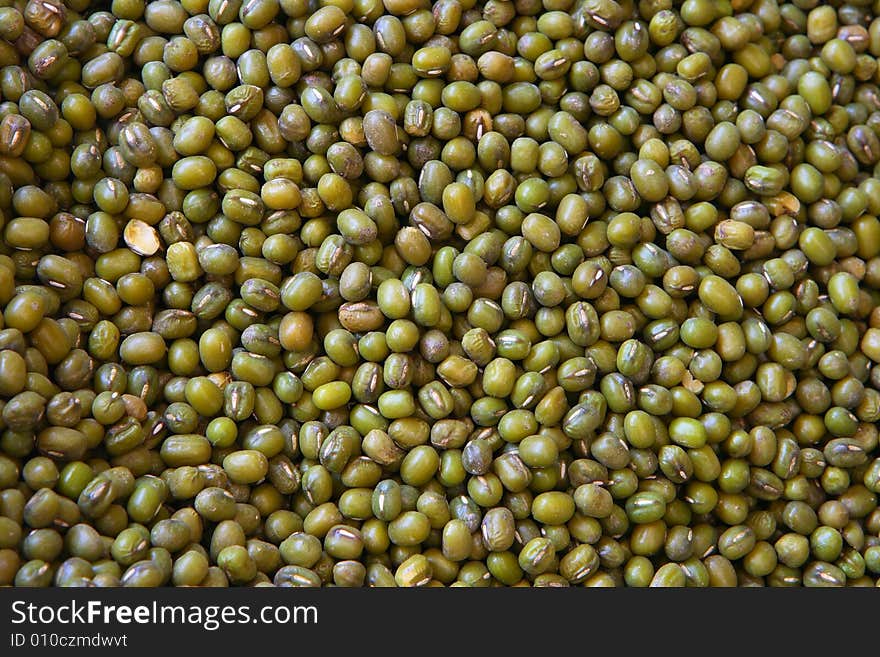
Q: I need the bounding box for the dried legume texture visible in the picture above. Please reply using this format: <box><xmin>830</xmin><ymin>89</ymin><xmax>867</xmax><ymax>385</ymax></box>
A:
<box><xmin>0</xmin><ymin>0</ymin><xmax>879</xmax><ymax>589</ymax></box>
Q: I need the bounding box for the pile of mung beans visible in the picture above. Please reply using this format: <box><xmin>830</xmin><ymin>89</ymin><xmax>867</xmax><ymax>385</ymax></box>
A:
<box><xmin>0</xmin><ymin>0</ymin><xmax>879</xmax><ymax>588</ymax></box>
